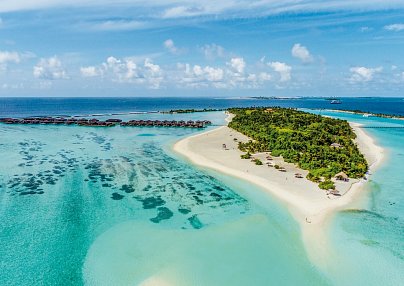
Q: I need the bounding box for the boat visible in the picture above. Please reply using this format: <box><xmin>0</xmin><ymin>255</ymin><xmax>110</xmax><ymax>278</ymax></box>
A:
<box><xmin>330</xmin><ymin>100</ymin><xmax>342</xmax><ymax>104</ymax></box>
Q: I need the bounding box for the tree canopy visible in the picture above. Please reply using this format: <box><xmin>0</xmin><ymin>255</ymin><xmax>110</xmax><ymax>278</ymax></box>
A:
<box><xmin>228</xmin><ymin>107</ymin><xmax>368</xmax><ymax>189</ymax></box>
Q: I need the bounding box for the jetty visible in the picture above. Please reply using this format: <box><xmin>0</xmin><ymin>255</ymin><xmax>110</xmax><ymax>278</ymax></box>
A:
<box><xmin>0</xmin><ymin>117</ymin><xmax>211</xmax><ymax>128</ymax></box>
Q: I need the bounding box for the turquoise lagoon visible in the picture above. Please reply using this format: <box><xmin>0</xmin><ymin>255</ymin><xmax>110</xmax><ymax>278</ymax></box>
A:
<box><xmin>313</xmin><ymin>111</ymin><xmax>404</xmax><ymax>285</ymax></box>
<box><xmin>0</xmin><ymin>110</ymin><xmax>403</xmax><ymax>285</ymax></box>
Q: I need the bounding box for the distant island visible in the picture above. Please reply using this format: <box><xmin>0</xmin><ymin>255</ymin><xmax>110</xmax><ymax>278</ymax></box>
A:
<box><xmin>160</xmin><ymin>108</ymin><xmax>224</xmax><ymax>114</ymax></box>
<box><xmin>249</xmin><ymin>96</ymin><xmax>303</xmax><ymax>100</ymax></box>
<box><xmin>228</xmin><ymin>107</ymin><xmax>368</xmax><ymax>190</ymax></box>
<box><xmin>326</xmin><ymin>109</ymin><xmax>404</xmax><ymax>120</ymax></box>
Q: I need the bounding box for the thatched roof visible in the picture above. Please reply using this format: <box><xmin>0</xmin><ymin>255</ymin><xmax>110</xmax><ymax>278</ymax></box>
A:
<box><xmin>330</xmin><ymin>143</ymin><xmax>343</xmax><ymax>148</ymax></box>
<box><xmin>335</xmin><ymin>172</ymin><xmax>348</xmax><ymax>179</ymax></box>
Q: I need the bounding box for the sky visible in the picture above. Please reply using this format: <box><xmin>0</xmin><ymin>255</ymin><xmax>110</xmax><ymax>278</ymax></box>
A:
<box><xmin>1</xmin><ymin>1</ymin><xmax>404</xmax><ymax>97</ymax></box>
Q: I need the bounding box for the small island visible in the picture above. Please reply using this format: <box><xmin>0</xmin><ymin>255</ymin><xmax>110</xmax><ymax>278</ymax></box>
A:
<box><xmin>228</xmin><ymin>107</ymin><xmax>368</xmax><ymax>190</ymax></box>
<box><xmin>174</xmin><ymin>107</ymin><xmax>383</xmax><ymax>228</ymax></box>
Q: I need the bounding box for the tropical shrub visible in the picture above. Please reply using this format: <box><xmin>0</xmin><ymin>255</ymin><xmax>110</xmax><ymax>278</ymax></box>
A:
<box><xmin>254</xmin><ymin>159</ymin><xmax>263</xmax><ymax>165</ymax></box>
<box><xmin>319</xmin><ymin>180</ymin><xmax>335</xmax><ymax>190</ymax></box>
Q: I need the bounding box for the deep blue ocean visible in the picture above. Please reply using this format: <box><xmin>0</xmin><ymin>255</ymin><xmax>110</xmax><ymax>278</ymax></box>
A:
<box><xmin>0</xmin><ymin>97</ymin><xmax>403</xmax><ymax>118</ymax></box>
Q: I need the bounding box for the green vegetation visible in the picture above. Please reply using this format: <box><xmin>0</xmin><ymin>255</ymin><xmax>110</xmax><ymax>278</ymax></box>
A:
<box><xmin>228</xmin><ymin>107</ymin><xmax>368</xmax><ymax>188</ymax></box>
<box><xmin>253</xmin><ymin>159</ymin><xmax>263</xmax><ymax>165</ymax></box>
<box><xmin>319</xmin><ymin>180</ymin><xmax>335</xmax><ymax>190</ymax></box>
<box><xmin>240</xmin><ymin>152</ymin><xmax>252</xmax><ymax>159</ymax></box>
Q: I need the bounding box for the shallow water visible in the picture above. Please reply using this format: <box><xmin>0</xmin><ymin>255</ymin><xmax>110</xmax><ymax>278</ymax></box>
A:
<box><xmin>1</xmin><ymin>109</ymin><xmax>403</xmax><ymax>285</ymax></box>
<box><xmin>311</xmin><ymin>110</ymin><xmax>404</xmax><ymax>285</ymax></box>
<box><xmin>0</xmin><ymin>111</ymin><xmax>327</xmax><ymax>285</ymax></box>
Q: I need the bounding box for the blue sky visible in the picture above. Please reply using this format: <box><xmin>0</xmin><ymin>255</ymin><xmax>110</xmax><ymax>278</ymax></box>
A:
<box><xmin>1</xmin><ymin>1</ymin><xmax>404</xmax><ymax>97</ymax></box>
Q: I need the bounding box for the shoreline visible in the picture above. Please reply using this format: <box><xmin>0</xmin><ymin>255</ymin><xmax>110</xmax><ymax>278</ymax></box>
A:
<box><xmin>324</xmin><ymin>108</ymin><xmax>404</xmax><ymax>120</ymax></box>
<box><xmin>173</xmin><ymin>112</ymin><xmax>384</xmax><ymax>269</ymax></box>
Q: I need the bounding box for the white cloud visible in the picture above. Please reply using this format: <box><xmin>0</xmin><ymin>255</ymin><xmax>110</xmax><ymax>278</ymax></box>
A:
<box><xmin>360</xmin><ymin>26</ymin><xmax>372</xmax><ymax>32</ymax></box>
<box><xmin>143</xmin><ymin>58</ymin><xmax>163</xmax><ymax>88</ymax></box>
<box><xmin>80</xmin><ymin>66</ymin><xmax>103</xmax><ymax>77</ymax></box>
<box><xmin>291</xmin><ymin>43</ymin><xmax>313</xmax><ymax>63</ymax></box>
<box><xmin>162</xmin><ymin>6</ymin><xmax>202</xmax><ymax>19</ymax></box>
<box><xmin>76</xmin><ymin>54</ymin><xmax>279</xmax><ymax>90</ymax></box>
<box><xmin>0</xmin><ymin>50</ymin><xmax>35</xmax><ymax>72</ymax></box>
<box><xmin>204</xmin><ymin>66</ymin><xmax>224</xmax><ymax>81</ymax></box>
<box><xmin>179</xmin><ymin>63</ymin><xmax>224</xmax><ymax>88</ymax></box>
<box><xmin>384</xmin><ymin>23</ymin><xmax>404</xmax><ymax>31</ymax></box>
<box><xmin>75</xmin><ymin>53</ymin><xmax>276</xmax><ymax>90</ymax></box>
<box><xmin>0</xmin><ymin>51</ymin><xmax>20</xmax><ymax>64</ymax></box>
<box><xmin>85</xmin><ymin>20</ymin><xmax>148</xmax><ymax>31</ymax></box>
<box><xmin>33</xmin><ymin>56</ymin><xmax>67</xmax><ymax>80</ymax></box>
<box><xmin>144</xmin><ymin>58</ymin><xmax>161</xmax><ymax>74</ymax></box>
<box><xmin>1</xmin><ymin>83</ymin><xmax>24</xmax><ymax>89</ymax></box>
<box><xmin>163</xmin><ymin>39</ymin><xmax>179</xmax><ymax>54</ymax></box>
<box><xmin>349</xmin><ymin>66</ymin><xmax>383</xmax><ymax>82</ymax></box>
<box><xmin>268</xmin><ymin>61</ymin><xmax>292</xmax><ymax>82</ymax></box>
<box><xmin>200</xmin><ymin>44</ymin><xmax>225</xmax><ymax>60</ymax></box>
<box><xmin>2</xmin><ymin>1</ymin><xmax>402</xmax><ymax>18</ymax></box>
<box><xmin>177</xmin><ymin>57</ymin><xmax>271</xmax><ymax>89</ymax></box>
<box><xmin>87</xmin><ymin>56</ymin><xmax>163</xmax><ymax>89</ymax></box>
<box><xmin>259</xmin><ymin>72</ymin><xmax>272</xmax><ymax>81</ymax></box>
<box><xmin>228</xmin><ymin>57</ymin><xmax>246</xmax><ymax>74</ymax></box>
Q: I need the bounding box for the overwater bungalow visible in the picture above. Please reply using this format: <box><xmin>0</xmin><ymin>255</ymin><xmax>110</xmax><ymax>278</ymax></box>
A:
<box><xmin>106</xmin><ymin>119</ymin><xmax>122</xmax><ymax>123</ymax></box>
<box><xmin>0</xmin><ymin>117</ymin><xmax>210</xmax><ymax>129</ymax></box>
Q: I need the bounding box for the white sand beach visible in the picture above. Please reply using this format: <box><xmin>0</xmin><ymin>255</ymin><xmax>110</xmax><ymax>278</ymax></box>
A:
<box><xmin>173</xmin><ymin>113</ymin><xmax>384</xmax><ymax>268</ymax></box>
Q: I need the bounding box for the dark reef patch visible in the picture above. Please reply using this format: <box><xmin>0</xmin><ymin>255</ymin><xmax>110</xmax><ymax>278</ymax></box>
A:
<box><xmin>213</xmin><ymin>185</ymin><xmax>226</xmax><ymax>192</ymax></box>
<box><xmin>3</xmin><ymin>132</ymin><xmax>250</xmax><ymax>231</ymax></box>
<box><xmin>210</xmin><ymin>192</ymin><xmax>222</xmax><ymax>201</ymax></box>
<box><xmin>178</xmin><ymin>208</ymin><xmax>191</xmax><ymax>215</ymax></box>
<box><xmin>150</xmin><ymin>207</ymin><xmax>174</xmax><ymax>223</ymax></box>
<box><xmin>137</xmin><ymin>196</ymin><xmax>166</xmax><ymax>209</ymax></box>
<box><xmin>120</xmin><ymin>184</ymin><xmax>135</xmax><ymax>193</ymax></box>
<box><xmin>192</xmin><ymin>195</ymin><xmax>204</xmax><ymax>205</ymax></box>
<box><xmin>188</xmin><ymin>215</ymin><xmax>203</xmax><ymax>229</ymax></box>
<box><xmin>20</xmin><ymin>191</ymin><xmax>37</xmax><ymax>195</ymax></box>
<box><xmin>111</xmin><ymin>192</ymin><xmax>124</xmax><ymax>200</ymax></box>
<box><xmin>142</xmin><ymin>185</ymin><xmax>152</xmax><ymax>192</ymax></box>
